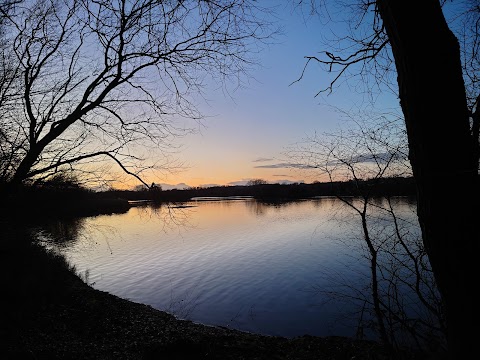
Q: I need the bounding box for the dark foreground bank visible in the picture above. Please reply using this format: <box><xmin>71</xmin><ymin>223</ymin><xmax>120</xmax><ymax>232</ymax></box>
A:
<box><xmin>1</xmin><ymin>226</ymin><xmax>432</xmax><ymax>360</ymax></box>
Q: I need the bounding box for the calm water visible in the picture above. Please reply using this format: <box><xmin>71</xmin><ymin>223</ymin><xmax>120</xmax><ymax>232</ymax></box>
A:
<box><xmin>38</xmin><ymin>197</ymin><xmax>419</xmax><ymax>339</ymax></box>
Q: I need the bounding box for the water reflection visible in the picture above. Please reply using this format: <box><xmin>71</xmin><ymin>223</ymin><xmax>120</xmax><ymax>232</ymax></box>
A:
<box><xmin>40</xmin><ymin>217</ymin><xmax>86</xmax><ymax>246</ymax></box>
<box><xmin>37</xmin><ymin>197</ymin><xmax>435</xmax><ymax>344</ymax></box>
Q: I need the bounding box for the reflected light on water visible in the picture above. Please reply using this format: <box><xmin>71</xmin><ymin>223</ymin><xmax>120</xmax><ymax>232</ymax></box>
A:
<box><xmin>43</xmin><ymin>197</ymin><xmax>419</xmax><ymax>338</ymax></box>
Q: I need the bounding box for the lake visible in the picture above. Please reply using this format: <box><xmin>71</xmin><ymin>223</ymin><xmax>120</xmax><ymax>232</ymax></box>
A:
<box><xmin>38</xmin><ymin>196</ymin><xmax>422</xmax><ymax>339</ymax></box>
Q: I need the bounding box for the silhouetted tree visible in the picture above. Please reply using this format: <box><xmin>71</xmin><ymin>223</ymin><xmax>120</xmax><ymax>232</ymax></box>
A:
<box><xmin>246</xmin><ymin>178</ymin><xmax>269</xmax><ymax>186</ymax></box>
<box><xmin>0</xmin><ymin>0</ymin><xmax>273</xmax><ymax>191</ymax></box>
<box><xmin>288</xmin><ymin>110</ymin><xmax>411</xmax><ymax>184</ymax></box>
<box><xmin>296</xmin><ymin>0</ymin><xmax>479</xmax><ymax>357</ymax></box>
<box><xmin>289</xmin><ymin>114</ymin><xmax>445</xmax><ymax>353</ymax></box>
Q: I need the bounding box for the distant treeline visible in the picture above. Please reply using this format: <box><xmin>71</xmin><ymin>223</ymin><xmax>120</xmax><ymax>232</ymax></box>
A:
<box><xmin>2</xmin><ymin>176</ymin><xmax>417</xmax><ymax>221</ymax></box>
<box><xmin>100</xmin><ymin>176</ymin><xmax>417</xmax><ymax>203</ymax></box>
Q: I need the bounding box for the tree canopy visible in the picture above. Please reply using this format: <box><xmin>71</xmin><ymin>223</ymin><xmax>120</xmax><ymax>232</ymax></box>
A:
<box><xmin>0</xmin><ymin>0</ymin><xmax>274</xmax><ymax>189</ymax></box>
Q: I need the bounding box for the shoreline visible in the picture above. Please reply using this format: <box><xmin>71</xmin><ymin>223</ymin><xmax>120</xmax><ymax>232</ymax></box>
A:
<box><xmin>1</xmin><ymin>223</ymin><xmax>425</xmax><ymax>359</ymax></box>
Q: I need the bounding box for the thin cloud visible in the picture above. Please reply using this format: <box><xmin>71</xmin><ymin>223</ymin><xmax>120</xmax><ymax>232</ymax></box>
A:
<box><xmin>255</xmin><ymin>153</ymin><xmax>406</xmax><ymax>170</ymax></box>
<box><xmin>227</xmin><ymin>178</ymin><xmax>305</xmax><ymax>186</ymax></box>
<box><xmin>254</xmin><ymin>162</ymin><xmax>317</xmax><ymax>169</ymax></box>
<box><xmin>321</xmin><ymin>152</ymin><xmax>404</xmax><ymax>166</ymax></box>
<box><xmin>198</xmin><ymin>183</ymin><xmax>221</xmax><ymax>188</ymax></box>
<box><xmin>350</xmin><ymin>152</ymin><xmax>404</xmax><ymax>164</ymax></box>
<box><xmin>158</xmin><ymin>182</ymin><xmax>190</xmax><ymax>190</ymax></box>
<box><xmin>252</xmin><ymin>157</ymin><xmax>275</xmax><ymax>163</ymax></box>
<box><xmin>227</xmin><ymin>179</ymin><xmax>252</xmax><ymax>186</ymax></box>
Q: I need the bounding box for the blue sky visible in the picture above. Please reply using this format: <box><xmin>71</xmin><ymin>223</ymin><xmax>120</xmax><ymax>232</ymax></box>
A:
<box><xmin>151</xmin><ymin>2</ymin><xmax>399</xmax><ymax>189</ymax></box>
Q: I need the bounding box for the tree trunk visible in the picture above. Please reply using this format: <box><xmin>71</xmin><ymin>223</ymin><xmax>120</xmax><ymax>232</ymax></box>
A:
<box><xmin>377</xmin><ymin>0</ymin><xmax>479</xmax><ymax>357</ymax></box>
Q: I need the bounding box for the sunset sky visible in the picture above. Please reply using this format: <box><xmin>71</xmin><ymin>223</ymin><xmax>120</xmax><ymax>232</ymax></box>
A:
<box><xmin>130</xmin><ymin>2</ymin><xmax>401</xmax><ymax>190</ymax></box>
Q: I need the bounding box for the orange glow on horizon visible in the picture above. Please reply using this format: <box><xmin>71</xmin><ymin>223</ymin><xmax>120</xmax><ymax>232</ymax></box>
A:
<box><xmin>102</xmin><ymin>171</ymin><xmax>331</xmax><ymax>191</ymax></box>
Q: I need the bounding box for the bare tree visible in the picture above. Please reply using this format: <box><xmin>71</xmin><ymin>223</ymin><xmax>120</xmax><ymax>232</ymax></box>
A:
<box><xmin>287</xmin><ymin>109</ymin><xmax>411</xmax><ymax>183</ymax></box>
<box><xmin>246</xmin><ymin>178</ymin><xmax>268</xmax><ymax>186</ymax></box>
<box><xmin>0</xmin><ymin>0</ymin><xmax>273</xmax><ymax>190</ymax></box>
<box><xmin>294</xmin><ymin>0</ymin><xmax>480</xmax><ymax>357</ymax></box>
<box><xmin>289</xmin><ymin>117</ymin><xmax>445</xmax><ymax>354</ymax></box>
<box><xmin>0</xmin><ymin>1</ymin><xmax>23</xmax><ymax>181</ymax></box>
